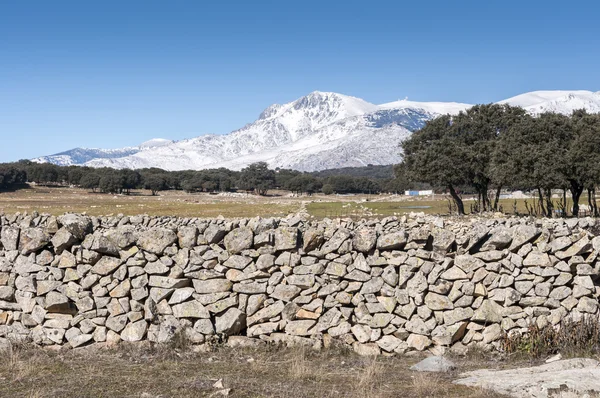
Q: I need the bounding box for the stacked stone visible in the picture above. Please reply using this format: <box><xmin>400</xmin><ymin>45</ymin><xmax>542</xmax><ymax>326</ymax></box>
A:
<box><xmin>0</xmin><ymin>211</ymin><xmax>599</xmax><ymax>355</ymax></box>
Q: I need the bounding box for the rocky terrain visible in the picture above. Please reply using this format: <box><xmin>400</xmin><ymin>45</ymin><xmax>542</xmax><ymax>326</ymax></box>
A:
<box><xmin>1</xmin><ymin>211</ymin><xmax>600</xmax><ymax>355</ymax></box>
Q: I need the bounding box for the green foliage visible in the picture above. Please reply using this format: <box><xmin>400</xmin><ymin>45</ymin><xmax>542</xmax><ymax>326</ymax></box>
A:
<box><xmin>284</xmin><ymin>174</ymin><xmax>322</xmax><ymax>195</ymax></box>
<box><xmin>79</xmin><ymin>172</ymin><xmax>101</xmax><ymax>192</ymax></box>
<box><xmin>144</xmin><ymin>174</ymin><xmax>168</xmax><ymax>196</ymax></box>
<box><xmin>239</xmin><ymin>162</ymin><xmax>276</xmax><ymax>196</ymax></box>
<box><xmin>0</xmin><ymin>160</ymin><xmax>397</xmax><ymax>197</ymax></box>
<box><xmin>402</xmin><ymin>104</ymin><xmax>600</xmax><ymax>216</ymax></box>
<box><xmin>0</xmin><ymin>165</ymin><xmax>26</xmax><ymax>189</ymax></box>
<box><xmin>321</xmin><ymin>184</ymin><xmax>334</xmax><ymax>195</ymax></box>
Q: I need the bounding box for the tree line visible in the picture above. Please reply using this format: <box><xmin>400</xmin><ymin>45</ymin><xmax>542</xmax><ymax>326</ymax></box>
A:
<box><xmin>0</xmin><ymin>160</ymin><xmax>409</xmax><ymax>196</ymax></box>
<box><xmin>400</xmin><ymin>104</ymin><xmax>600</xmax><ymax>217</ymax></box>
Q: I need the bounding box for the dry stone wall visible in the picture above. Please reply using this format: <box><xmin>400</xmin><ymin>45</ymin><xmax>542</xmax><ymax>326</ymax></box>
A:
<box><xmin>1</xmin><ymin>211</ymin><xmax>600</xmax><ymax>355</ymax></box>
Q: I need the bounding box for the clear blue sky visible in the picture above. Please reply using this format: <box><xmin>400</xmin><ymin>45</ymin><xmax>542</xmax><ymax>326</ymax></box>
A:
<box><xmin>1</xmin><ymin>0</ymin><xmax>599</xmax><ymax>162</ymax></box>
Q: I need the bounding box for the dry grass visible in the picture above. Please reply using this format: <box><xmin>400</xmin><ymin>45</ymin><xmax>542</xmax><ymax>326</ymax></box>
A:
<box><xmin>0</xmin><ymin>342</ymin><xmax>510</xmax><ymax>398</ymax></box>
<box><xmin>2</xmin><ymin>184</ymin><xmax>591</xmax><ymax>219</ymax></box>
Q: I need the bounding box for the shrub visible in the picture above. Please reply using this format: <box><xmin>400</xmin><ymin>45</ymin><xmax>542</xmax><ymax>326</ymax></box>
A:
<box><xmin>501</xmin><ymin>316</ymin><xmax>600</xmax><ymax>358</ymax></box>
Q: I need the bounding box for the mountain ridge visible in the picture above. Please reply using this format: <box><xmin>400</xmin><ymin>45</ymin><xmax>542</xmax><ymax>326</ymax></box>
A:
<box><xmin>33</xmin><ymin>90</ymin><xmax>600</xmax><ymax>171</ymax></box>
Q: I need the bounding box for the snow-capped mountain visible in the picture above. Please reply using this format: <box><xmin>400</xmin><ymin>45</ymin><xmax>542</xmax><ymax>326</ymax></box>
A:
<box><xmin>32</xmin><ymin>90</ymin><xmax>600</xmax><ymax>172</ymax></box>
<box><xmin>33</xmin><ymin>139</ymin><xmax>174</xmax><ymax>167</ymax></box>
<box><xmin>498</xmin><ymin>90</ymin><xmax>600</xmax><ymax>115</ymax></box>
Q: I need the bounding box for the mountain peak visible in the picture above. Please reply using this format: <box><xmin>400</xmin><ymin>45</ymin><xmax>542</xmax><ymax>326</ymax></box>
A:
<box><xmin>32</xmin><ymin>89</ymin><xmax>600</xmax><ymax>172</ymax></box>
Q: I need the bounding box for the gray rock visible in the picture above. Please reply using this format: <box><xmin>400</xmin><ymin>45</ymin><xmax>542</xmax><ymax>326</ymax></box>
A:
<box><xmin>1</xmin><ymin>226</ymin><xmax>20</xmax><ymax>250</ymax></box>
<box><xmin>19</xmin><ymin>228</ymin><xmax>50</xmax><ymax>254</ymax></box>
<box><xmin>51</xmin><ymin>228</ymin><xmax>78</xmax><ymax>254</ymax></box>
<box><xmin>432</xmin><ymin>228</ymin><xmax>455</xmax><ymax>253</ymax></box>
<box><xmin>58</xmin><ymin>214</ymin><xmax>93</xmax><ymax>240</ymax></box>
<box><xmin>224</xmin><ymin>227</ymin><xmax>253</xmax><ymax>254</ymax></box>
<box><xmin>215</xmin><ymin>308</ymin><xmax>246</xmax><ymax>335</ymax></box>
<box><xmin>481</xmin><ymin>226</ymin><xmax>512</xmax><ymax>251</ymax></box>
<box><xmin>91</xmin><ymin>256</ymin><xmax>122</xmax><ymax>276</ymax></box>
<box><xmin>352</xmin><ymin>228</ymin><xmax>377</xmax><ymax>253</ymax></box>
<box><xmin>177</xmin><ymin>226</ymin><xmax>198</xmax><ymax>249</ymax></box>
<box><xmin>274</xmin><ymin>227</ymin><xmax>299</xmax><ymax>251</ymax></box>
<box><xmin>472</xmin><ymin>299</ymin><xmax>503</xmax><ymax>324</ymax></box>
<box><xmin>121</xmin><ymin>320</ymin><xmax>148</xmax><ymax>341</ymax></box>
<box><xmin>509</xmin><ymin>225</ymin><xmax>540</xmax><ymax>251</ymax></box>
<box><xmin>410</xmin><ymin>356</ymin><xmax>456</xmax><ymax>372</ymax></box>
<box><xmin>377</xmin><ymin>231</ymin><xmax>408</xmax><ymax>251</ymax></box>
<box><xmin>204</xmin><ymin>224</ymin><xmax>228</xmax><ymax>244</ymax></box>
<box><xmin>321</xmin><ymin>228</ymin><xmax>351</xmax><ymax>254</ymax></box>
<box><xmin>302</xmin><ymin>228</ymin><xmax>324</xmax><ymax>252</ymax></box>
<box><xmin>192</xmin><ymin>279</ymin><xmax>232</xmax><ymax>294</ymax></box>
<box><xmin>138</xmin><ymin>228</ymin><xmax>177</xmax><ymax>254</ymax></box>
<box><xmin>454</xmin><ymin>358</ymin><xmax>600</xmax><ymax>398</ymax></box>
<box><xmin>172</xmin><ymin>300</ymin><xmax>210</xmax><ymax>318</ymax></box>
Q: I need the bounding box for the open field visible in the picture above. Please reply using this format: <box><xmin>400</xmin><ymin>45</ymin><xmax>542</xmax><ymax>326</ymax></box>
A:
<box><xmin>0</xmin><ymin>184</ymin><xmax>594</xmax><ymax>219</ymax></box>
<box><xmin>0</xmin><ymin>343</ymin><xmax>511</xmax><ymax>398</ymax></box>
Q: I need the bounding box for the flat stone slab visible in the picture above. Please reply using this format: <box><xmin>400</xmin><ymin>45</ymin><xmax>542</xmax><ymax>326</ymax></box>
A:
<box><xmin>454</xmin><ymin>358</ymin><xmax>600</xmax><ymax>398</ymax></box>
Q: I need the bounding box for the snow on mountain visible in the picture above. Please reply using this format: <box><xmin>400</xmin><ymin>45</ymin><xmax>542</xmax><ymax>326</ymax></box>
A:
<box><xmin>379</xmin><ymin>98</ymin><xmax>471</xmax><ymax>116</ymax></box>
<box><xmin>499</xmin><ymin>90</ymin><xmax>600</xmax><ymax>115</ymax></box>
<box><xmin>32</xmin><ymin>139</ymin><xmax>173</xmax><ymax>166</ymax></box>
<box><xmin>140</xmin><ymin>138</ymin><xmax>174</xmax><ymax>148</ymax></box>
<box><xmin>82</xmin><ymin>91</ymin><xmax>439</xmax><ymax>171</ymax></box>
<box><xmin>33</xmin><ymin>89</ymin><xmax>600</xmax><ymax>172</ymax></box>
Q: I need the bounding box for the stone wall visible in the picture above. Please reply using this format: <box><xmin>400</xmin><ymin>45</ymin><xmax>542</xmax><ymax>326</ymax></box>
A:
<box><xmin>1</xmin><ymin>211</ymin><xmax>600</xmax><ymax>355</ymax></box>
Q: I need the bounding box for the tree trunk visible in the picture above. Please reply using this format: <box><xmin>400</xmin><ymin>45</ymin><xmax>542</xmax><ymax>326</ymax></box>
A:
<box><xmin>569</xmin><ymin>180</ymin><xmax>584</xmax><ymax>217</ymax></box>
<box><xmin>545</xmin><ymin>188</ymin><xmax>554</xmax><ymax>218</ymax></box>
<box><xmin>493</xmin><ymin>186</ymin><xmax>502</xmax><ymax>211</ymax></box>
<box><xmin>448</xmin><ymin>185</ymin><xmax>465</xmax><ymax>215</ymax></box>
<box><xmin>537</xmin><ymin>188</ymin><xmax>547</xmax><ymax>217</ymax></box>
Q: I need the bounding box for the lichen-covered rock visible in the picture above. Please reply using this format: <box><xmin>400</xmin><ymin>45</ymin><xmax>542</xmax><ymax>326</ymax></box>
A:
<box><xmin>376</xmin><ymin>231</ymin><xmax>407</xmax><ymax>251</ymax></box>
<box><xmin>19</xmin><ymin>228</ymin><xmax>50</xmax><ymax>255</ymax></box>
<box><xmin>58</xmin><ymin>214</ymin><xmax>93</xmax><ymax>240</ymax></box>
<box><xmin>215</xmin><ymin>308</ymin><xmax>246</xmax><ymax>335</ymax></box>
<box><xmin>138</xmin><ymin>228</ymin><xmax>178</xmax><ymax>254</ymax></box>
<box><xmin>1</xmin><ymin>226</ymin><xmax>20</xmax><ymax>251</ymax></box>
<box><xmin>50</xmin><ymin>228</ymin><xmax>78</xmax><ymax>254</ymax></box>
<box><xmin>224</xmin><ymin>227</ymin><xmax>253</xmax><ymax>254</ymax></box>
<box><xmin>352</xmin><ymin>228</ymin><xmax>377</xmax><ymax>253</ymax></box>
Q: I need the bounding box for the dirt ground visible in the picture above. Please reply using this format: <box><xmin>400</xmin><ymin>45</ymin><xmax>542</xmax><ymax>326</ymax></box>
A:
<box><xmin>0</xmin><ymin>342</ymin><xmax>513</xmax><ymax>398</ymax></box>
<box><xmin>0</xmin><ymin>184</ymin><xmax>581</xmax><ymax>219</ymax></box>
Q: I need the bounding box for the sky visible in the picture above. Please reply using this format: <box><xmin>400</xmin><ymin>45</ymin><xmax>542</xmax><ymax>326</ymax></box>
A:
<box><xmin>1</xmin><ymin>0</ymin><xmax>599</xmax><ymax>162</ymax></box>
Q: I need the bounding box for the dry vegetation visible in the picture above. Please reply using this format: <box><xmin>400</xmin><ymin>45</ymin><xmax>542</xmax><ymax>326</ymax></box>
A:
<box><xmin>0</xmin><ymin>184</ymin><xmax>588</xmax><ymax>220</ymax></box>
<box><xmin>0</xmin><ymin>342</ymin><xmax>510</xmax><ymax>398</ymax></box>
